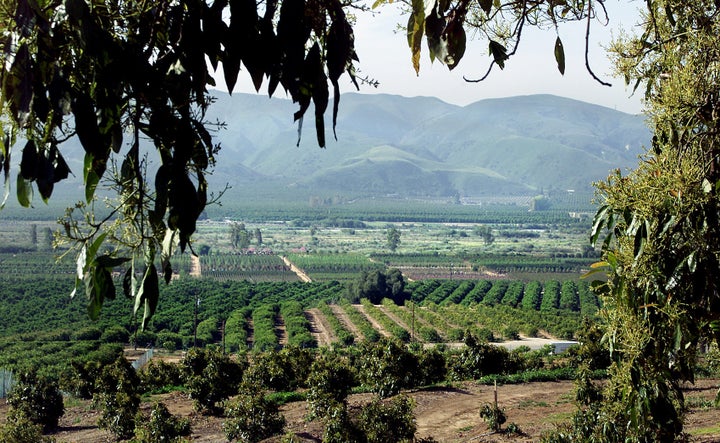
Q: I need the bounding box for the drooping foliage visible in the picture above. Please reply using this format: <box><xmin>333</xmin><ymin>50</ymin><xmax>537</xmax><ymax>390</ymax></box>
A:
<box><xmin>0</xmin><ymin>0</ymin><xmax>359</xmax><ymax>325</ymax></box>
<box><xmin>577</xmin><ymin>1</ymin><xmax>720</xmax><ymax>441</ymax></box>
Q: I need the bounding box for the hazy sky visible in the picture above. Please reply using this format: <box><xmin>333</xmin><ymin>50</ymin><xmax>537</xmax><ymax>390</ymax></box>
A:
<box><xmin>228</xmin><ymin>1</ymin><xmax>645</xmax><ymax>114</ymax></box>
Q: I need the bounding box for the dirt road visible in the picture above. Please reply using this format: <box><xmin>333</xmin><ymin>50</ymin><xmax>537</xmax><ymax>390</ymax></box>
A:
<box><xmin>281</xmin><ymin>256</ymin><xmax>312</xmax><ymax>282</ymax></box>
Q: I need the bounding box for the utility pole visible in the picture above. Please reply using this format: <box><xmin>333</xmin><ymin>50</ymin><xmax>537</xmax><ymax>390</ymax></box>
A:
<box><xmin>411</xmin><ymin>301</ymin><xmax>415</xmax><ymax>342</ymax></box>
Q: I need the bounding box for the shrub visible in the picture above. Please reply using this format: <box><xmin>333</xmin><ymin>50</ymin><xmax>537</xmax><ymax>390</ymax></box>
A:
<box><xmin>73</xmin><ymin>326</ymin><xmax>102</xmax><ymax>341</ymax></box>
<box><xmin>100</xmin><ymin>325</ymin><xmax>130</xmax><ymax>344</ymax></box>
<box><xmin>357</xmin><ymin>395</ymin><xmax>416</xmax><ymax>443</ymax></box>
<box><xmin>223</xmin><ymin>385</ymin><xmax>286</xmax><ymax>442</ymax></box>
<box><xmin>358</xmin><ymin>338</ymin><xmax>418</xmax><ymax>398</ymax></box>
<box><xmin>242</xmin><ymin>346</ymin><xmax>311</xmax><ymax>392</ymax></box>
<box><xmin>0</xmin><ymin>412</ymin><xmax>55</xmax><ymax>443</ymax></box>
<box><xmin>306</xmin><ymin>354</ymin><xmax>356</xmax><ymax>420</ymax></box>
<box><xmin>139</xmin><ymin>360</ymin><xmax>184</xmax><ymax>393</ymax></box>
<box><xmin>131</xmin><ymin>330</ymin><xmax>157</xmax><ymax>348</ymax></box>
<box><xmin>94</xmin><ymin>357</ymin><xmax>141</xmax><ymax>440</ymax></box>
<box><xmin>479</xmin><ymin>402</ymin><xmax>506</xmax><ymax>432</ymax></box>
<box><xmin>134</xmin><ymin>402</ymin><xmax>191</xmax><ymax>443</ymax></box>
<box><xmin>6</xmin><ymin>370</ymin><xmax>64</xmax><ymax>432</ymax></box>
<box><xmin>321</xmin><ymin>403</ymin><xmax>358</xmax><ymax>443</ymax></box>
<box><xmin>183</xmin><ymin>347</ymin><xmax>245</xmax><ymax>414</ymax></box>
<box><xmin>156</xmin><ymin>331</ymin><xmax>184</xmax><ymax>351</ymax></box>
<box><xmin>449</xmin><ymin>332</ymin><xmax>511</xmax><ymax>380</ymax></box>
<box><xmin>417</xmin><ymin>347</ymin><xmax>447</xmax><ymax>386</ymax></box>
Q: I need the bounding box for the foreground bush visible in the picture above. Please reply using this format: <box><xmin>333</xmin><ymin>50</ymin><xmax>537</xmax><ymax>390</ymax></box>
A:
<box><xmin>182</xmin><ymin>347</ymin><xmax>245</xmax><ymax>414</ymax></box>
<box><xmin>6</xmin><ymin>370</ymin><xmax>64</xmax><ymax>432</ymax></box>
<box><xmin>139</xmin><ymin>360</ymin><xmax>184</xmax><ymax>393</ymax></box>
<box><xmin>223</xmin><ymin>383</ymin><xmax>286</xmax><ymax>442</ymax></box>
<box><xmin>0</xmin><ymin>412</ymin><xmax>55</xmax><ymax>443</ymax></box>
<box><xmin>94</xmin><ymin>357</ymin><xmax>141</xmax><ymax>440</ymax></box>
<box><xmin>134</xmin><ymin>402</ymin><xmax>191</xmax><ymax>443</ymax></box>
<box><xmin>357</xmin><ymin>395</ymin><xmax>416</xmax><ymax>443</ymax></box>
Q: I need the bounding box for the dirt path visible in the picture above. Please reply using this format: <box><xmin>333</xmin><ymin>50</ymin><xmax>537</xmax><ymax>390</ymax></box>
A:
<box><xmin>275</xmin><ymin>314</ymin><xmax>288</xmax><ymax>346</ymax></box>
<box><xmin>329</xmin><ymin>304</ymin><xmax>364</xmax><ymax>342</ymax></box>
<box><xmin>353</xmin><ymin>303</ymin><xmax>392</xmax><ymax>338</ymax></box>
<box><xmin>245</xmin><ymin>318</ymin><xmax>254</xmax><ymax>349</ymax></box>
<box><xmin>376</xmin><ymin>304</ymin><xmax>415</xmax><ymax>338</ymax></box>
<box><xmin>305</xmin><ymin>309</ymin><xmax>334</xmax><ymax>347</ymax></box>
<box><xmin>189</xmin><ymin>255</ymin><xmax>201</xmax><ymax>278</ymax></box>
<box><xmin>281</xmin><ymin>256</ymin><xmax>312</xmax><ymax>282</ymax></box>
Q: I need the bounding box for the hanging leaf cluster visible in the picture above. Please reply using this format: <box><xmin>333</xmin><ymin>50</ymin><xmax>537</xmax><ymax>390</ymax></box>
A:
<box><xmin>0</xmin><ymin>0</ymin><xmax>359</xmax><ymax>326</ymax></box>
<box><xmin>402</xmin><ymin>0</ymin><xmax>595</xmax><ymax>79</ymax></box>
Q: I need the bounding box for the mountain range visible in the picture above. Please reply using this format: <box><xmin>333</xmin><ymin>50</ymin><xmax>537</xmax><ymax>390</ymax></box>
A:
<box><xmin>4</xmin><ymin>92</ymin><xmax>651</xmax><ymax>216</ymax></box>
<box><xmin>204</xmin><ymin>92</ymin><xmax>650</xmax><ymax>199</ymax></box>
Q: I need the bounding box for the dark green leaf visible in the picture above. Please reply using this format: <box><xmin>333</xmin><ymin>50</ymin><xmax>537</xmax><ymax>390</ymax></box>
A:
<box><xmin>154</xmin><ymin>165</ymin><xmax>170</xmax><ymax>220</ymax></box>
<box><xmin>51</xmin><ymin>146</ymin><xmax>71</xmax><ymax>183</ymax></box>
<box><xmin>163</xmin><ymin>261</ymin><xmax>173</xmax><ymax>285</ymax></box>
<box><xmin>488</xmin><ymin>40</ymin><xmax>508</xmax><ymax>69</ymax></box>
<box><xmin>8</xmin><ymin>44</ymin><xmax>33</xmax><ymax>126</ymax></box>
<box><xmin>478</xmin><ymin>0</ymin><xmax>492</xmax><ymax>15</ymax></box>
<box><xmin>20</xmin><ymin>140</ymin><xmax>38</xmax><ymax>180</ymax></box>
<box><xmin>444</xmin><ymin>20</ymin><xmax>466</xmax><ymax>69</ymax></box>
<box><xmin>633</xmin><ymin>219</ymin><xmax>647</xmax><ymax>259</ymax></box>
<box><xmin>142</xmin><ymin>264</ymin><xmax>160</xmax><ymax>329</ymax></box>
<box><xmin>425</xmin><ymin>4</ymin><xmax>444</xmax><ymax>64</ymax></box>
<box><xmin>123</xmin><ymin>267</ymin><xmax>133</xmax><ymax>299</ymax></box>
<box><xmin>16</xmin><ymin>174</ymin><xmax>33</xmax><ymax>207</ymax></box>
<box><xmin>665</xmin><ymin>4</ymin><xmax>675</xmax><ymax>27</ymax></box>
<box><xmin>554</xmin><ymin>36</ymin><xmax>565</xmax><ymax>75</ymax></box>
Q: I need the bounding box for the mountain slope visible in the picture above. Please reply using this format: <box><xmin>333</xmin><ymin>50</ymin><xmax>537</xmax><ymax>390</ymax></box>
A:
<box><xmin>205</xmin><ymin>92</ymin><xmax>649</xmax><ymax>197</ymax></box>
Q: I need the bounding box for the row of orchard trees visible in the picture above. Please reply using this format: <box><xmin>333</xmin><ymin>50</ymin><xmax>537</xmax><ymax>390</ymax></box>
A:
<box><xmin>2</xmin><ymin>330</ymin><xmax>606</xmax><ymax>442</ymax></box>
<box><xmin>410</xmin><ymin>279</ymin><xmax>599</xmax><ymax>315</ymax></box>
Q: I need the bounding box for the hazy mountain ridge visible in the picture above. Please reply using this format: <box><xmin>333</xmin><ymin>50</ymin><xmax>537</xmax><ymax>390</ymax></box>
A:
<box><xmin>206</xmin><ymin>92</ymin><xmax>650</xmax><ymax>197</ymax></box>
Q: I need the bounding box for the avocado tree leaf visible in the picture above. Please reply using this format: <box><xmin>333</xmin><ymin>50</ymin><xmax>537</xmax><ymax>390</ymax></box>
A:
<box><xmin>407</xmin><ymin>0</ymin><xmax>425</xmax><ymax>74</ymax></box>
<box><xmin>554</xmin><ymin>36</ymin><xmax>565</xmax><ymax>75</ymax></box>
<box><xmin>122</xmin><ymin>266</ymin><xmax>134</xmax><ymax>300</ymax></box>
<box><xmin>478</xmin><ymin>0</ymin><xmax>492</xmax><ymax>15</ymax></box>
<box><xmin>141</xmin><ymin>263</ymin><xmax>159</xmax><ymax>329</ymax></box>
<box><xmin>16</xmin><ymin>173</ymin><xmax>33</xmax><ymax>207</ymax></box>
<box><xmin>327</xmin><ymin>14</ymin><xmax>355</xmax><ymax>139</ymax></box>
<box><xmin>20</xmin><ymin>140</ymin><xmax>38</xmax><ymax>180</ymax></box>
<box><xmin>489</xmin><ymin>40</ymin><xmax>509</xmax><ymax>69</ymax></box>
<box><xmin>444</xmin><ymin>19</ymin><xmax>466</xmax><ymax>69</ymax></box>
<box><xmin>425</xmin><ymin>3</ymin><xmax>444</xmax><ymax>63</ymax></box>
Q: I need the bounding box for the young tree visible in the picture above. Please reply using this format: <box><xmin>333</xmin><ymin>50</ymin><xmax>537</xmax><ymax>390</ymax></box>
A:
<box><xmin>6</xmin><ymin>370</ymin><xmax>64</xmax><ymax>433</ymax></box>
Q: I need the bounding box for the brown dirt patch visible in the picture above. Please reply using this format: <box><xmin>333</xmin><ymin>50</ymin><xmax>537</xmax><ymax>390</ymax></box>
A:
<box><xmin>305</xmin><ymin>308</ymin><xmax>334</xmax><ymax>347</ymax></box>
<box><xmin>275</xmin><ymin>314</ymin><xmax>288</xmax><ymax>346</ymax></box>
<box><xmin>189</xmin><ymin>255</ymin><xmax>201</xmax><ymax>278</ymax></box>
<box><xmin>2</xmin><ymin>380</ymin><xmax>720</xmax><ymax>441</ymax></box>
<box><xmin>353</xmin><ymin>303</ymin><xmax>392</xmax><ymax>338</ymax></box>
<box><xmin>329</xmin><ymin>304</ymin><xmax>364</xmax><ymax>342</ymax></box>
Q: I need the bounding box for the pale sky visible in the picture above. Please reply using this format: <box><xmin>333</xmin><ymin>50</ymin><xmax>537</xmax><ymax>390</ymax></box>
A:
<box><xmin>226</xmin><ymin>1</ymin><xmax>645</xmax><ymax>114</ymax></box>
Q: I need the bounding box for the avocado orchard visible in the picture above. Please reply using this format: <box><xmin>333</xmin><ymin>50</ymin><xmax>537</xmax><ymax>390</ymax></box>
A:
<box><xmin>0</xmin><ymin>0</ymin><xmax>359</xmax><ymax>328</ymax></box>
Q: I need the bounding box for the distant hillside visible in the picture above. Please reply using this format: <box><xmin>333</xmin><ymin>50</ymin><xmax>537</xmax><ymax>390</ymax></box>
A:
<box><xmin>2</xmin><ymin>92</ymin><xmax>650</xmax><ymax>217</ymax></box>
<box><xmin>205</xmin><ymin>92</ymin><xmax>650</xmax><ymax>199</ymax></box>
